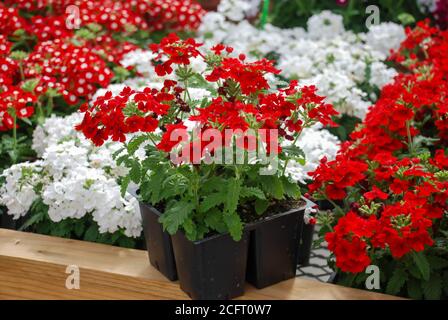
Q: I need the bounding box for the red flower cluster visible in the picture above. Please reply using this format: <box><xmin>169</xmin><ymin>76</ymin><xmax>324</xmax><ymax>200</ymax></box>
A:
<box><xmin>311</xmin><ymin>21</ymin><xmax>448</xmax><ymax>273</ymax></box>
<box><xmin>24</xmin><ymin>39</ymin><xmax>113</xmax><ymax>105</ymax></box>
<box><xmin>0</xmin><ymin>6</ymin><xmax>27</xmax><ymax>36</ymax></box>
<box><xmin>131</xmin><ymin>0</ymin><xmax>205</xmax><ymax>32</ymax></box>
<box><xmin>0</xmin><ymin>87</ymin><xmax>37</xmax><ymax>131</ymax></box>
<box><xmin>76</xmin><ymin>84</ymin><xmax>174</xmax><ymax>146</ymax></box>
<box><xmin>150</xmin><ymin>33</ymin><xmax>203</xmax><ymax>76</ymax></box>
<box><xmin>206</xmin><ymin>56</ymin><xmax>280</xmax><ymax>95</ymax></box>
<box><xmin>3</xmin><ymin>0</ymin><xmax>205</xmax><ymax>34</ymax></box>
<box><xmin>77</xmin><ymin>36</ymin><xmax>338</xmax><ymax>162</ymax></box>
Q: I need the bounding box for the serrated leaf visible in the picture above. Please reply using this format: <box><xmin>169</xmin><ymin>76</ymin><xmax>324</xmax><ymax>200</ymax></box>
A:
<box><xmin>204</xmin><ymin>208</ymin><xmax>227</xmax><ymax>233</ymax></box>
<box><xmin>183</xmin><ymin>218</ymin><xmax>197</xmax><ymax>241</ymax></box>
<box><xmin>281</xmin><ymin>177</ymin><xmax>301</xmax><ymax>199</ymax></box>
<box><xmin>162</xmin><ymin>174</ymin><xmax>189</xmax><ymax>196</ymax></box>
<box><xmin>127</xmin><ymin>135</ymin><xmax>147</xmax><ymax>155</ymax></box>
<box><xmin>201</xmin><ymin>176</ymin><xmax>226</xmax><ymax>192</ymax></box>
<box><xmin>112</xmin><ymin>147</ymin><xmax>126</xmax><ymax>159</ymax></box>
<box><xmin>159</xmin><ymin>200</ymin><xmax>195</xmax><ymax>235</ymax></box>
<box><xmin>223</xmin><ymin>212</ymin><xmax>243</xmax><ymax>241</ymax></box>
<box><xmin>116</xmin><ymin>154</ymin><xmax>130</xmax><ymax>166</ymax></box>
<box><xmin>199</xmin><ymin>193</ymin><xmax>224</xmax><ymax>213</ymax></box>
<box><xmin>255</xmin><ymin>198</ymin><xmax>269</xmax><ymax>215</ymax></box>
<box><xmin>412</xmin><ymin>251</ymin><xmax>430</xmax><ymax>281</ymax></box>
<box><xmin>422</xmin><ymin>273</ymin><xmax>442</xmax><ymax>300</ymax></box>
<box><xmin>260</xmin><ymin>175</ymin><xmax>284</xmax><ymax>200</ymax></box>
<box><xmin>282</xmin><ymin>145</ymin><xmax>306</xmax><ymax>162</ymax></box>
<box><xmin>224</xmin><ymin>178</ymin><xmax>241</xmax><ymax>215</ymax></box>
<box><xmin>129</xmin><ymin>160</ymin><xmax>142</xmax><ymax>184</ymax></box>
<box><xmin>141</xmin><ymin>172</ymin><xmax>165</xmax><ymax>204</ymax></box>
<box><xmin>386</xmin><ymin>268</ymin><xmax>408</xmax><ymax>295</ymax></box>
<box><xmin>120</xmin><ymin>175</ymin><xmax>131</xmax><ymax>197</ymax></box>
<box><xmin>240</xmin><ymin>187</ymin><xmax>266</xmax><ymax>200</ymax></box>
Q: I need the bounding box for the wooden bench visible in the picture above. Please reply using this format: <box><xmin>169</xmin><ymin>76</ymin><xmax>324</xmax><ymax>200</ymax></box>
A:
<box><xmin>0</xmin><ymin>228</ymin><xmax>400</xmax><ymax>300</ymax></box>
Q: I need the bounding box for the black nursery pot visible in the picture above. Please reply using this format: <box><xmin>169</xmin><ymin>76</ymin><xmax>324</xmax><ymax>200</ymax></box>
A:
<box><xmin>297</xmin><ymin>222</ymin><xmax>316</xmax><ymax>266</ymax></box>
<box><xmin>139</xmin><ymin>202</ymin><xmax>178</xmax><ymax>281</ymax></box>
<box><xmin>171</xmin><ymin>231</ymin><xmax>250</xmax><ymax>300</ymax></box>
<box><xmin>246</xmin><ymin>205</ymin><xmax>306</xmax><ymax>289</ymax></box>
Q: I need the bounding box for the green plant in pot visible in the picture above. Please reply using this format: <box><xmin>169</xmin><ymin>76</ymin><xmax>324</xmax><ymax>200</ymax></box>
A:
<box><xmin>76</xmin><ymin>34</ymin><xmax>338</xmax><ymax>299</ymax></box>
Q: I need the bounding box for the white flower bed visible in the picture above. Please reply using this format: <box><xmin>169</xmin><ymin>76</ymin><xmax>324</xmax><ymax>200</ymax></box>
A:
<box><xmin>1</xmin><ymin>113</ymin><xmax>142</xmax><ymax>238</ymax></box>
<box><xmin>197</xmin><ymin>2</ymin><xmax>405</xmax><ymax>119</ymax></box>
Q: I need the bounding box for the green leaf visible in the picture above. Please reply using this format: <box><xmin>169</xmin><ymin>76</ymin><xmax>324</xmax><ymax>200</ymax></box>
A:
<box><xmin>204</xmin><ymin>208</ymin><xmax>227</xmax><ymax>233</ymax></box>
<box><xmin>281</xmin><ymin>177</ymin><xmax>301</xmax><ymax>199</ymax></box>
<box><xmin>282</xmin><ymin>145</ymin><xmax>306</xmax><ymax>163</ymax></box>
<box><xmin>224</xmin><ymin>178</ymin><xmax>241</xmax><ymax>215</ymax></box>
<box><xmin>127</xmin><ymin>135</ymin><xmax>147</xmax><ymax>155</ymax></box>
<box><xmin>74</xmin><ymin>222</ymin><xmax>85</xmax><ymax>238</ymax></box>
<box><xmin>183</xmin><ymin>218</ymin><xmax>197</xmax><ymax>241</ymax></box>
<box><xmin>223</xmin><ymin>212</ymin><xmax>243</xmax><ymax>241</ymax></box>
<box><xmin>397</xmin><ymin>13</ymin><xmax>415</xmax><ymax>26</ymax></box>
<box><xmin>117</xmin><ymin>237</ymin><xmax>136</xmax><ymax>248</ymax></box>
<box><xmin>260</xmin><ymin>176</ymin><xmax>284</xmax><ymax>200</ymax></box>
<box><xmin>422</xmin><ymin>273</ymin><xmax>442</xmax><ymax>300</ymax></box>
<box><xmin>386</xmin><ymin>268</ymin><xmax>408</xmax><ymax>295</ymax></box>
<box><xmin>161</xmin><ymin>173</ymin><xmax>189</xmax><ymax>199</ymax></box>
<box><xmin>240</xmin><ymin>187</ymin><xmax>266</xmax><ymax>200</ymax></box>
<box><xmin>112</xmin><ymin>147</ymin><xmax>126</xmax><ymax>160</ymax></box>
<box><xmin>255</xmin><ymin>198</ymin><xmax>269</xmax><ymax>215</ymax></box>
<box><xmin>199</xmin><ymin>193</ymin><xmax>224</xmax><ymax>213</ymax></box>
<box><xmin>141</xmin><ymin>172</ymin><xmax>165</xmax><ymax>204</ymax></box>
<box><xmin>116</xmin><ymin>154</ymin><xmax>130</xmax><ymax>166</ymax></box>
<box><xmin>412</xmin><ymin>251</ymin><xmax>430</xmax><ymax>281</ymax></box>
<box><xmin>19</xmin><ymin>207</ymin><xmax>46</xmax><ymax>231</ymax></box>
<box><xmin>84</xmin><ymin>225</ymin><xmax>99</xmax><ymax>242</ymax></box>
<box><xmin>159</xmin><ymin>200</ymin><xmax>195</xmax><ymax>235</ymax></box>
<box><xmin>120</xmin><ymin>175</ymin><xmax>131</xmax><ymax>197</ymax></box>
<box><xmin>426</xmin><ymin>255</ymin><xmax>448</xmax><ymax>270</ymax></box>
<box><xmin>407</xmin><ymin>278</ymin><xmax>423</xmax><ymax>300</ymax></box>
<box><xmin>129</xmin><ymin>160</ymin><xmax>142</xmax><ymax>184</ymax></box>
<box><xmin>201</xmin><ymin>177</ymin><xmax>226</xmax><ymax>192</ymax></box>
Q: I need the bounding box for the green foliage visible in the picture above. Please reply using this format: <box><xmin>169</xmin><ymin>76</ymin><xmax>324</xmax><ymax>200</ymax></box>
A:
<box><xmin>271</xmin><ymin>0</ymin><xmax>430</xmax><ymax>33</ymax></box>
<box><xmin>335</xmin><ymin>250</ymin><xmax>448</xmax><ymax>300</ymax></box>
<box><xmin>16</xmin><ymin>198</ymin><xmax>143</xmax><ymax>249</ymax></box>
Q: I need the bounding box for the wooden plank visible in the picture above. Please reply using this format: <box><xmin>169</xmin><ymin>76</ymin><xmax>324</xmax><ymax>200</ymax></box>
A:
<box><xmin>0</xmin><ymin>228</ymin><xmax>400</xmax><ymax>300</ymax></box>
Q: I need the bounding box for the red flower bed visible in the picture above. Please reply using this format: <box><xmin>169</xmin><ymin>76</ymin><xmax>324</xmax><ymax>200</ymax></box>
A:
<box><xmin>0</xmin><ymin>0</ymin><xmax>205</xmax><ymax>168</ymax></box>
<box><xmin>310</xmin><ymin>21</ymin><xmax>448</xmax><ymax>299</ymax></box>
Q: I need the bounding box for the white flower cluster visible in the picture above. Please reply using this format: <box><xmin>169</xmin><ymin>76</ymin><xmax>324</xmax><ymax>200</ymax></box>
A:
<box><xmin>1</xmin><ymin>113</ymin><xmax>142</xmax><ymax>238</ymax></box>
<box><xmin>197</xmin><ymin>5</ymin><xmax>406</xmax><ymax>119</ymax></box>
<box><xmin>285</xmin><ymin>124</ymin><xmax>341</xmax><ymax>184</ymax></box>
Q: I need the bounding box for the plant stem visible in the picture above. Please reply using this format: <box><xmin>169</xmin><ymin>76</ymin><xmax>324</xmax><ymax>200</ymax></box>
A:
<box><xmin>259</xmin><ymin>0</ymin><xmax>270</xmax><ymax>29</ymax></box>
<box><xmin>46</xmin><ymin>96</ymin><xmax>54</xmax><ymax>117</ymax></box>
<box><xmin>12</xmin><ymin>113</ymin><xmax>17</xmax><ymax>164</ymax></box>
<box><xmin>406</xmin><ymin>120</ymin><xmax>414</xmax><ymax>155</ymax></box>
<box><xmin>281</xmin><ymin>129</ymin><xmax>302</xmax><ymax>176</ymax></box>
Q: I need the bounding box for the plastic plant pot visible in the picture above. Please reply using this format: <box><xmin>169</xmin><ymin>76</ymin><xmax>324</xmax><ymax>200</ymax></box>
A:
<box><xmin>246</xmin><ymin>205</ymin><xmax>306</xmax><ymax>289</ymax></box>
<box><xmin>297</xmin><ymin>222</ymin><xmax>316</xmax><ymax>266</ymax></box>
<box><xmin>139</xmin><ymin>202</ymin><xmax>178</xmax><ymax>281</ymax></box>
<box><xmin>171</xmin><ymin>230</ymin><xmax>250</xmax><ymax>300</ymax></box>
